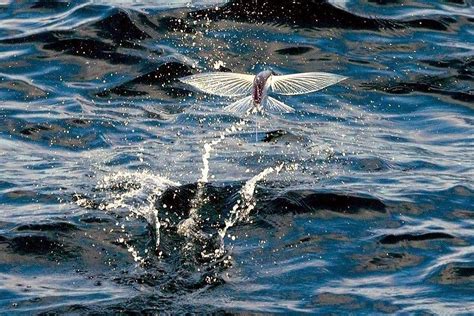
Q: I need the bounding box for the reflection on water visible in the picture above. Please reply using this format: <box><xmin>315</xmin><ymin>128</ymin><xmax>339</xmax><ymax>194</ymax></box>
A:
<box><xmin>0</xmin><ymin>0</ymin><xmax>473</xmax><ymax>313</ymax></box>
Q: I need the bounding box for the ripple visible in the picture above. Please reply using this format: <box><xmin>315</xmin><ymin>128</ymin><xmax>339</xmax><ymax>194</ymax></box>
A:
<box><xmin>267</xmin><ymin>190</ymin><xmax>386</xmax><ymax>215</ymax></box>
<box><xmin>0</xmin><ymin>0</ymin><xmax>472</xmax><ymax>313</ymax></box>
<box><xmin>379</xmin><ymin>232</ymin><xmax>455</xmax><ymax>244</ymax></box>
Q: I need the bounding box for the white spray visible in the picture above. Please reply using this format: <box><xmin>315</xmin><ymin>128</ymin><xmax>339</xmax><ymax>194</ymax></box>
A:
<box><xmin>93</xmin><ymin>171</ymin><xmax>179</xmax><ymax>259</ymax></box>
<box><xmin>199</xmin><ymin>162</ymin><xmax>297</xmax><ymax>259</ymax></box>
<box><xmin>177</xmin><ymin>118</ymin><xmax>247</xmax><ymax>238</ymax></box>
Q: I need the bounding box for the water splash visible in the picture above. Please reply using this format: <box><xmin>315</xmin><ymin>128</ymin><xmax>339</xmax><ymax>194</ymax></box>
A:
<box><xmin>94</xmin><ymin>170</ymin><xmax>178</xmax><ymax>259</ymax></box>
<box><xmin>220</xmin><ymin>163</ymin><xmax>285</xmax><ymax>238</ymax></box>
<box><xmin>203</xmin><ymin>162</ymin><xmax>298</xmax><ymax>259</ymax></box>
<box><xmin>80</xmin><ymin>114</ymin><xmax>296</xmax><ymax>263</ymax></box>
<box><xmin>174</xmin><ymin>111</ymin><xmax>300</xmax><ymax>261</ymax></box>
<box><xmin>177</xmin><ymin>118</ymin><xmax>247</xmax><ymax>239</ymax></box>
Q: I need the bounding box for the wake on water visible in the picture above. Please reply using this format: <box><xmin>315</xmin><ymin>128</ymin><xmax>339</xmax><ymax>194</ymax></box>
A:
<box><xmin>79</xmin><ymin>113</ymin><xmax>298</xmax><ymax>265</ymax></box>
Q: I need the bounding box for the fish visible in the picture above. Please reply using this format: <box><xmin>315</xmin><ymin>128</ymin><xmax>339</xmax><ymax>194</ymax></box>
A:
<box><xmin>179</xmin><ymin>70</ymin><xmax>347</xmax><ymax>114</ymax></box>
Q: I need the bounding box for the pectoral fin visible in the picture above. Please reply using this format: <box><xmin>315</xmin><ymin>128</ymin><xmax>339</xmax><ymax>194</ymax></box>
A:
<box><xmin>265</xmin><ymin>97</ymin><xmax>295</xmax><ymax>113</ymax></box>
<box><xmin>223</xmin><ymin>95</ymin><xmax>255</xmax><ymax>114</ymax></box>
<box><xmin>271</xmin><ymin>72</ymin><xmax>347</xmax><ymax>95</ymax></box>
<box><xmin>180</xmin><ymin>72</ymin><xmax>254</xmax><ymax>97</ymax></box>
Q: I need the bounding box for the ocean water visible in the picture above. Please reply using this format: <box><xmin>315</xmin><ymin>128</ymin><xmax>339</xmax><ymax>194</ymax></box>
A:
<box><xmin>0</xmin><ymin>0</ymin><xmax>473</xmax><ymax>313</ymax></box>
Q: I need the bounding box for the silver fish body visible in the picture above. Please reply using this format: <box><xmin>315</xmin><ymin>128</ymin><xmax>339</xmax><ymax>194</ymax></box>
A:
<box><xmin>252</xmin><ymin>70</ymin><xmax>273</xmax><ymax>109</ymax></box>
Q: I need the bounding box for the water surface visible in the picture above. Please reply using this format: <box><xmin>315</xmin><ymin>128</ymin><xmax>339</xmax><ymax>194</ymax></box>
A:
<box><xmin>0</xmin><ymin>0</ymin><xmax>473</xmax><ymax>313</ymax></box>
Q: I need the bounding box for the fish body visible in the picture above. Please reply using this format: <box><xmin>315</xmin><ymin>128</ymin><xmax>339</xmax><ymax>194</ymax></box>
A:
<box><xmin>252</xmin><ymin>70</ymin><xmax>273</xmax><ymax>110</ymax></box>
<box><xmin>180</xmin><ymin>70</ymin><xmax>347</xmax><ymax>114</ymax></box>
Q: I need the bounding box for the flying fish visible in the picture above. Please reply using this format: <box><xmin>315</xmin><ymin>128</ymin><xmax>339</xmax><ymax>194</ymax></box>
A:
<box><xmin>180</xmin><ymin>70</ymin><xmax>347</xmax><ymax>114</ymax></box>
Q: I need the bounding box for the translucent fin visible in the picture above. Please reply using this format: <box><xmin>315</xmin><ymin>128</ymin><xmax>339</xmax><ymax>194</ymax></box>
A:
<box><xmin>179</xmin><ymin>72</ymin><xmax>254</xmax><ymax>97</ymax></box>
<box><xmin>265</xmin><ymin>97</ymin><xmax>295</xmax><ymax>113</ymax></box>
<box><xmin>223</xmin><ymin>95</ymin><xmax>254</xmax><ymax>114</ymax></box>
<box><xmin>271</xmin><ymin>72</ymin><xmax>347</xmax><ymax>95</ymax></box>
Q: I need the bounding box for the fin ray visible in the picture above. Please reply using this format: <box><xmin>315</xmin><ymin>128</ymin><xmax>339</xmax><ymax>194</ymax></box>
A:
<box><xmin>271</xmin><ymin>72</ymin><xmax>347</xmax><ymax>95</ymax></box>
<box><xmin>180</xmin><ymin>72</ymin><xmax>254</xmax><ymax>97</ymax></box>
<box><xmin>223</xmin><ymin>95</ymin><xmax>254</xmax><ymax>114</ymax></box>
<box><xmin>265</xmin><ymin>97</ymin><xmax>295</xmax><ymax>113</ymax></box>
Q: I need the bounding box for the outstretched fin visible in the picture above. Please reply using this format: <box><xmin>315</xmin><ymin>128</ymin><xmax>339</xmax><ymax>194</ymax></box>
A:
<box><xmin>223</xmin><ymin>95</ymin><xmax>254</xmax><ymax>114</ymax></box>
<box><xmin>265</xmin><ymin>97</ymin><xmax>295</xmax><ymax>113</ymax></box>
<box><xmin>271</xmin><ymin>72</ymin><xmax>347</xmax><ymax>95</ymax></box>
<box><xmin>180</xmin><ymin>72</ymin><xmax>254</xmax><ymax>97</ymax></box>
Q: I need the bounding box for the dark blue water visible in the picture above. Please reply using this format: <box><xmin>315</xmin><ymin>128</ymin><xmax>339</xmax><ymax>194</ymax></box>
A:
<box><xmin>0</xmin><ymin>0</ymin><xmax>473</xmax><ymax>313</ymax></box>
